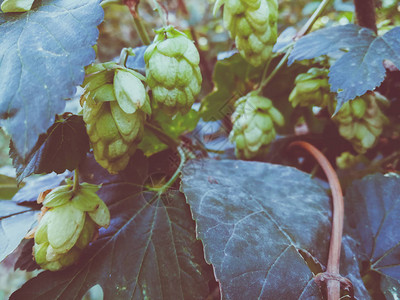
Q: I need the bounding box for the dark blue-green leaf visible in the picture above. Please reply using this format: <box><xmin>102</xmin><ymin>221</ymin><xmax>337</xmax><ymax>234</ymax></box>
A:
<box><xmin>10</xmin><ymin>115</ymin><xmax>90</xmax><ymax>183</ymax></box>
<box><xmin>181</xmin><ymin>159</ymin><xmax>331</xmax><ymax>299</ymax></box>
<box><xmin>289</xmin><ymin>25</ymin><xmax>400</xmax><ymax>110</ymax></box>
<box><xmin>0</xmin><ymin>201</ymin><xmax>37</xmax><ymax>262</ymax></box>
<box><xmin>11</xmin><ymin>153</ymin><xmax>212</xmax><ymax>300</ymax></box>
<box><xmin>345</xmin><ymin>173</ymin><xmax>400</xmax><ymax>294</ymax></box>
<box><xmin>0</xmin><ymin>0</ymin><xmax>103</xmax><ymax>159</ymax></box>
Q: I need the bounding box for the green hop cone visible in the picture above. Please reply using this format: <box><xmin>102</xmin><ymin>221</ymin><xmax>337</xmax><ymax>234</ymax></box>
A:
<box><xmin>144</xmin><ymin>26</ymin><xmax>202</xmax><ymax>115</ymax></box>
<box><xmin>33</xmin><ymin>182</ymin><xmax>110</xmax><ymax>271</ymax></box>
<box><xmin>214</xmin><ymin>0</ymin><xmax>278</xmax><ymax>67</ymax></box>
<box><xmin>1</xmin><ymin>0</ymin><xmax>35</xmax><ymax>12</ymax></box>
<box><xmin>289</xmin><ymin>68</ymin><xmax>333</xmax><ymax>108</ymax></box>
<box><xmin>81</xmin><ymin>63</ymin><xmax>151</xmax><ymax>174</ymax></box>
<box><xmin>229</xmin><ymin>92</ymin><xmax>284</xmax><ymax>159</ymax></box>
<box><xmin>336</xmin><ymin>151</ymin><xmax>360</xmax><ymax>169</ymax></box>
<box><xmin>332</xmin><ymin>92</ymin><xmax>389</xmax><ymax>153</ymax></box>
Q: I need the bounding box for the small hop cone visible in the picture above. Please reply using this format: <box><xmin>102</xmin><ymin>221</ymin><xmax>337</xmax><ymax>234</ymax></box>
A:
<box><xmin>289</xmin><ymin>68</ymin><xmax>333</xmax><ymax>108</ymax></box>
<box><xmin>214</xmin><ymin>0</ymin><xmax>278</xmax><ymax>67</ymax></box>
<box><xmin>333</xmin><ymin>92</ymin><xmax>389</xmax><ymax>153</ymax></box>
<box><xmin>144</xmin><ymin>26</ymin><xmax>202</xmax><ymax>115</ymax></box>
<box><xmin>81</xmin><ymin>63</ymin><xmax>150</xmax><ymax>174</ymax></box>
<box><xmin>230</xmin><ymin>92</ymin><xmax>284</xmax><ymax>159</ymax></box>
<box><xmin>1</xmin><ymin>0</ymin><xmax>35</xmax><ymax>12</ymax></box>
<box><xmin>33</xmin><ymin>182</ymin><xmax>110</xmax><ymax>271</ymax></box>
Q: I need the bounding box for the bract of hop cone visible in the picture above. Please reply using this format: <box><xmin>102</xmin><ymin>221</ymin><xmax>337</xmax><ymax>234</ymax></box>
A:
<box><xmin>230</xmin><ymin>92</ymin><xmax>284</xmax><ymax>159</ymax></box>
<box><xmin>214</xmin><ymin>0</ymin><xmax>278</xmax><ymax>67</ymax></box>
<box><xmin>81</xmin><ymin>63</ymin><xmax>151</xmax><ymax>174</ymax></box>
<box><xmin>144</xmin><ymin>25</ymin><xmax>202</xmax><ymax>116</ymax></box>
<box><xmin>28</xmin><ymin>181</ymin><xmax>110</xmax><ymax>271</ymax></box>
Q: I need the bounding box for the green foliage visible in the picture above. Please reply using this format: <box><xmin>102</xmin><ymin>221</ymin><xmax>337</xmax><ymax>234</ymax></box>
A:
<box><xmin>289</xmin><ymin>25</ymin><xmax>400</xmax><ymax>110</ymax></box>
<box><xmin>181</xmin><ymin>159</ymin><xmax>329</xmax><ymax>299</ymax></box>
<box><xmin>200</xmin><ymin>52</ymin><xmax>259</xmax><ymax>122</ymax></box>
<box><xmin>11</xmin><ymin>153</ymin><xmax>212</xmax><ymax>300</ymax></box>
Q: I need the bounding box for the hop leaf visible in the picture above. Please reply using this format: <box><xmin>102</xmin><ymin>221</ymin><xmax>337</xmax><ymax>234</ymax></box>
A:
<box><xmin>81</xmin><ymin>64</ymin><xmax>150</xmax><ymax>174</ymax></box>
<box><xmin>216</xmin><ymin>0</ymin><xmax>278</xmax><ymax>67</ymax></box>
<box><xmin>230</xmin><ymin>92</ymin><xmax>284</xmax><ymax>159</ymax></box>
<box><xmin>144</xmin><ymin>26</ymin><xmax>202</xmax><ymax>115</ymax></box>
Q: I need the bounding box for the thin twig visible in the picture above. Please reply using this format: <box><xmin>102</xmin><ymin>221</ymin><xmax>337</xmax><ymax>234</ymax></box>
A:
<box><xmin>258</xmin><ymin>0</ymin><xmax>333</xmax><ymax>92</ymax></box>
<box><xmin>289</xmin><ymin>141</ymin><xmax>344</xmax><ymax>300</ymax></box>
<box><xmin>124</xmin><ymin>0</ymin><xmax>152</xmax><ymax>45</ymax></box>
<box><xmin>295</xmin><ymin>0</ymin><xmax>334</xmax><ymax>39</ymax></box>
<box><xmin>73</xmin><ymin>169</ymin><xmax>80</xmax><ymax>193</ymax></box>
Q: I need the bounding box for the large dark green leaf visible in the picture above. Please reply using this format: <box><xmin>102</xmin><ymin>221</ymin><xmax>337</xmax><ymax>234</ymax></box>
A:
<box><xmin>0</xmin><ymin>201</ymin><xmax>37</xmax><ymax>262</ymax></box>
<box><xmin>11</xmin><ymin>153</ymin><xmax>212</xmax><ymax>300</ymax></box>
<box><xmin>289</xmin><ymin>25</ymin><xmax>400</xmax><ymax>110</ymax></box>
<box><xmin>0</xmin><ymin>0</ymin><xmax>103</xmax><ymax>159</ymax></box>
<box><xmin>10</xmin><ymin>115</ymin><xmax>90</xmax><ymax>183</ymax></box>
<box><xmin>344</xmin><ymin>173</ymin><xmax>400</xmax><ymax>297</ymax></box>
<box><xmin>181</xmin><ymin>159</ymin><xmax>331</xmax><ymax>299</ymax></box>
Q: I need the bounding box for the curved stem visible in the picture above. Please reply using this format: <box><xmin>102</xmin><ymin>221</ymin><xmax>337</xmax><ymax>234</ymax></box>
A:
<box><xmin>147</xmin><ymin>146</ymin><xmax>186</xmax><ymax>194</ymax></box>
<box><xmin>159</xmin><ymin>146</ymin><xmax>186</xmax><ymax>194</ymax></box>
<box><xmin>289</xmin><ymin>141</ymin><xmax>344</xmax><ymax>300</ymax></box>
<box><xmin>73</xmin><ymin>169</ymin><xmax>80</xmax><ymax>192</ymax></box>
<box><xmin>151</xmin><ymin>0</ymin><xmax>168</xmax><ymax>27</ymax></box>
<box><xmin>119</xmin><ymin>48</ymin><xmax>129</xmax><ymax>66</ymax></box>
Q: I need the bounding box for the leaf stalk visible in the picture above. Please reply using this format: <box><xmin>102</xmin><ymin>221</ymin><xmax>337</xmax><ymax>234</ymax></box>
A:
<box><xmin>289</xmin><ymin>141</ymin><xmax>345</xmax><ymax>300</ymax></box>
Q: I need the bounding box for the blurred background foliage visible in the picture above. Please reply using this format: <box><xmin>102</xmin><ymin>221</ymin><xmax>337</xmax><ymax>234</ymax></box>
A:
<box><xmin>1</xmin><ymin>0</ymin><xmax>399</xmax><ymax>298</ymax></box>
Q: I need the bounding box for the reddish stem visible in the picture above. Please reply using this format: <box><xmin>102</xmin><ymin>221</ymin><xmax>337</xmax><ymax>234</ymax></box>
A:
<box><xmin>289</xmin><ymin>141</ymin><xmax>344</xmax><ymax>300</ymax></box>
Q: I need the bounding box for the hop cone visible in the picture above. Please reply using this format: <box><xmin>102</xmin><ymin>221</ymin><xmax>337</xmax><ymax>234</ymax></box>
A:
<box><xmin>230</xmin><ymin>92</ymin><xmax>284</xmax><ymax>159</ymax></box>
<box><xmin>1</xmin><ymin>0</ymin><xmax>34</xmax><ymax>12</ymax></box>
<box><xmin>333</xmin><ymin>93</ymin><xmax>389</xmax><ymax>153</ymax></box>
<box><xmin>336</xmin><ymin>152</ymin><xmax>361</xmax><ymax>169</ymax></box>
<box><xmin>144</xmin><ymin>26</ymin><xmax>202</xmax><ymax>115</ymax></box>
<box><xmin>33</xmin><ymin>182</ymin><xmax>110</xmax><ymax>271</ymax></box>
<box><xmin>81</xmin><ymin>63</ymin><xmax>151</xmax><ymax>174</ymax></box>
<box><xmin>214</xmin><ymin>0</ymin><xmax>278</xmax><ymax>67</ymax></box>
<box><xmin>289</xmin><ymin>68</ymin><xmax>333</xmax><ymax>108</ymax></box>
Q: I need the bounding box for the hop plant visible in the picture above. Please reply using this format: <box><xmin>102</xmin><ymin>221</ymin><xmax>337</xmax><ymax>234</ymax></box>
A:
<box><xmin>230</xmin><ymin>92</ymin><xmax>284</xmax><ymax>159</ymax></box>
<box><xmin>333</xmin><ymin>92</ymin><xmax>389</xmax><ymax>153</ymax></box>
<box><xmin>32</xmin><ymin>181</ymin><xmax>110</xmax><ymax>271</ymax></box>
<box><xmin>81</xmin><ymin>62</ymin><xmax>151</xmax><ymax>174</ymax></box>
<box><xmin>1</xmin><ymin>0</ymin><xmax>35</xmax><ymax>12</ymax></box>
<box><xmin>289</xmin><ymin>68</ymin><xmax>334</xmax><ymax>108</ymax></box>
<box><xmin>214</xmin><ymin>0</ymin><xmax>278</xmax><ymax>67</ymax></box>
<box><xmin>336</xmin><ymin>151</ymin><xmax>362</xmax><ymax>169</ymax></box>
<box><xmin>144</xmin><ymin>26</ymin><xmax>202</xmax><ymax>115</ymax></box>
